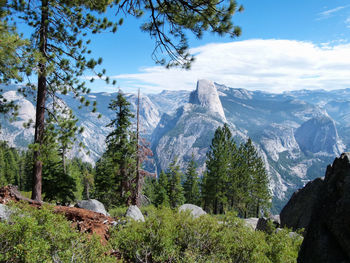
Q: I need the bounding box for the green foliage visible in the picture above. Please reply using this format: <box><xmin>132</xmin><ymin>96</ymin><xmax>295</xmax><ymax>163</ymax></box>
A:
<box><xmin>121</xmin><ymin>0</ymin><xmax>243</xmax><ymax>68</ymax></box>
<box><xmin>0</xmin><ymin>141</ymin><xmax>30</xmax><ymax>190</ymax></box>
<box><xmin>242</xmin><ymin>138</ymin><xmax>271</xmax><ymax>217</ymax></box>
<box><xmin>154</xmin><ymin>170</ymin><xmax>170</xmax><ymax>207</ymax></box>
<box><xmin>0</xmin><ymin>140</ymin><xmax>94</xmax><ymax>204</ymax></box>
<box><xmin>40</xmin><ymin>140</ymin><xmax>76</xmax><ymax>204</ymax></box>
<box><xmin>265</xmin><ymin>228</ymin><xmax>303</xmax><ymax>263</ymax></box>
<box><xmin>67</xmin><ymin>158</ymin><xmax>94</xmax><ymax>201</ymax></box>
<box><xmin>109</xmin><ymin>207</ymin><xmax>302</xmax><ymax>263</ymax></box>
<box><xmin>203</xmin><ymin>124</ymin><xmax>271</xmax><ymax>216</ymax></box>
<box><xmin>166</xmin><ymin>158</ymin><xmax>185</xmax><ymax>208</ymax></box>
<box><xmin>203</xmin><ymin>123</ymin><xmax>234</xmax><ymax>214</ymax></box>
<box><xmin>109</xmin><ymin>206</ymin><xmax>128</xmax><ymax>218</ymax></box>
<box><xmin>95</xmin><ymin>90</ymin><xmax>137</xmax><ymax>208</ymax></box>
<box><xmin>183</xmin><ymin>153</ymin><xmax>200</xmax><ymax>205</ymax></box>
<box><xmin>94</xmin><ymin>152</ymin><xmax>116</xmax><ymax>208</ymax></box>
<box><xmin>0</xmin><ymin>1</ymin><xmax>32</xmax><ymax>115</ymax></box>
<box><xmin>142</xmin><ymin>176</ymin><xmax>157</xmax><ymax>205</ymax></box>
<box><xmin>0</xmin><ymin>202</ymin><xmax>114</xmax><ymax>263</ymax></box>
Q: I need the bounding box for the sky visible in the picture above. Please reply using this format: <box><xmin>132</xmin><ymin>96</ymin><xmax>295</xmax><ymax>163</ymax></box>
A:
<box><xmin>47</xmin><ymin>1</ymin><xmax>350</xmax><ymax>93</ymax></box>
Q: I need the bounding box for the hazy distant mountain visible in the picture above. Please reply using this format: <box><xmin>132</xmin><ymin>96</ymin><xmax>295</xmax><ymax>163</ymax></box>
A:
<box><xmin>1</xmin><ymin>81</ymin><xmax>349</xmax><ymax>212</ymax></box>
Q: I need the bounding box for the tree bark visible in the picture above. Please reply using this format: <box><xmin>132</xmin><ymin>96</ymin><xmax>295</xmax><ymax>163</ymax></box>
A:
<box><xmin>62</xmin><ymin>147</ymin><xmax>66</xmax><ymax>175</ymax></box>
<box><xmin>133</xmin><ymin>89</ymin><xmax>141</xmax><ymax>206</ymax></box>
<box><xmin>32</xmin><ymin>0</ymin><xmax>48</xmax><ymax>201</ymax></box>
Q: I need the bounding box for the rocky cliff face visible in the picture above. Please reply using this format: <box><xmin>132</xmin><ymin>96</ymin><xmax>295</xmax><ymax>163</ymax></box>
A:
<box><xmin>0</xmin><ymin>90</ymin><xmax>35</xmax><ymax>147</ymax></box>
<box><xmin>0</xmin><ymin>88</ymin><xmax>162</xmax><ymax>163</ymax></box>
<box><xmin>152</xmin><ymin>80</ymin><xmax>230</xmax><ymax>172</ymax></box>
<box><xmin>189</xmin><ymin>79</ymin><xmax>226</xmax><ymax>121</ymax></box>
<box><xmin>295</xmin><ymin>116</ymin><xmax>344</xmax><ymax>156</ymax></box>
<box><xmin>281</xmin><ymin>153</ymin><xmax>350</xmax><ymax>263</ymax></box>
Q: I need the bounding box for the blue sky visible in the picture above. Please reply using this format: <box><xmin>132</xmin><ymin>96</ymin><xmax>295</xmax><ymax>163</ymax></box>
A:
<box><xmin>24</xmin><ymin>1</ymin><xmax>350</xmax><ymax>93</ymax></box>
<box><xmin>91</xmin><ymin>0</ymin><xmax>350</xmax><ymax>94</ymax></box>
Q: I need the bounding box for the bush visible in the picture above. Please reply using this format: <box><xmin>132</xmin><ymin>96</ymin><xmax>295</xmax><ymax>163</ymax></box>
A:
<box><xmin>0</xmin><ymin>202</ymin><xmax>115</xmax><ymax>263</ymax></box>
<box><xmin>109</xmin><ymin>206</ymin><xmax>128</xmax><ymax>218</ymax></box>
<box><xmin>0</xmin><ymin>203</ymin><xmax>302</xmax><ymax>263</ymax></box>
<box><xmin>109</xmin><ymin>207</ymin><xmax>302</xmax><ymax>263</ymax></box>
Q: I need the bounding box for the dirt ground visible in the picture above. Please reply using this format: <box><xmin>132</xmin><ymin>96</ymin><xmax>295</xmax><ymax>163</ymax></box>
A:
<box><xmin>0</xmin><ymin>185</ymin><xmax>116</xmax><ymax>243</ymax></box>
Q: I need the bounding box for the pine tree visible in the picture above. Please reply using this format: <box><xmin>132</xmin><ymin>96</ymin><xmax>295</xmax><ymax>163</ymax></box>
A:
<box><xmin>166</xmin><ymin>158</ymin><xmax>185</xmax><ymax>208</ymax></box>
<box><xmin>154</xmin><ymin>170</ymin><xmax>170</xmax><ymax>207</ymax></box>
<box><xmin>40</xmin><ymin>133</ymin><xmax>76</xmax><ymax>204</ymax></box>
<box><xmin>0</xmin><ymin>141</ymin><xmax>22</xmax><ymax>187</ymax></box>
<box><xmin>203</xmin><ymin>124</ymin><xmax>233</xmax><ymax>214</ymax></box>
<box><xmin>94</xmin><ymin>152</ymin><xmax>116</xmax><ymax>208</ymax></box>
<box><xmin>6</xmin><ymin>1</ymin><xmax>119</xmax><ymax>201</ymax></box>
<box><xmin>241</xmin><ymin>138</ymin><xmax>271</xmax><ymax>217</ymax></box>
<box><xmin>21</xmin><ymin>149</ymin><xmax>34</xmax><ymax>191</ymax></box>
<box><xmin>117</xmin><ymin>0</ymin><xmax>243</xmax><ymax>68</ymax></box>
<box><xmin>0</xmin><ymin>2</ymin><xmax>31</xmax><ymax>116</ymax></box>
<box><xmin>142</xmin><ymin>176</ymin><xmax>157</xmax><ymax>205</ymax></box>
<box><xmin>183</xmin><ymin>153</ymin><xmax>200</xmax><ymax>205</ymax></box>
<box><xmin>95</xmin><ymin>90</ymin><xmax>137</xmax><ymax>207</ymax></box>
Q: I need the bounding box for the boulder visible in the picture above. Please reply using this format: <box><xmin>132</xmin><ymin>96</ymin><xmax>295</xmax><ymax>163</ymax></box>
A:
<box><xmin>125</xmin><ymin>205</ymin><xmax>145</xmax><ymax>222</ymax></box>
<box><xmin>178</xmin><ymin>204</ymin><xmax>207</xmax><ymax>218</ymax></box>
<box><xmin>75</xmin><ymin>199</ymin><xmax>107</xmax><ymax>216</ymax></box>
<box><xmin>280</xmin><ymin>177</ymin><xmax>324</xmax><ymax>231</ymax></box>
<box><xmin>284</xmin><ymin>153</ymin><xmax>350</xmax><ymax>263</ymax></box>
<box><xmin>243</xmin><ymin>217</ymin><xmax>259</xmax><ymax>230</ymax></box>
<box><xmin>269</xmin><ymin>214</ymin><xmax>281</xmax><ymax>226</ymax></box>
<box><xmin>0</xmin><ymin>204</ymin><xmax>12</xmax><ymax>221</ymax></box>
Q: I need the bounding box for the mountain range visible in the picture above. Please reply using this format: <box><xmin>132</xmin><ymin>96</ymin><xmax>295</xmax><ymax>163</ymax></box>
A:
<box><xmin>1</xmin><ymin>80</ymin><xmax>348</xmax><ymax>212</ymax></box>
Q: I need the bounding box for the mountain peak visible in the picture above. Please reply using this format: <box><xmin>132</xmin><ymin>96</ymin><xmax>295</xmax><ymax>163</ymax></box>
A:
<box><xmin>189</xmin><ymin>79</ymin><xmax>226</xmax><ymax>121</ymax></box>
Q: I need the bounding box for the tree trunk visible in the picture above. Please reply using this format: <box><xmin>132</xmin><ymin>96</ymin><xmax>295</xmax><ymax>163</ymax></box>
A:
<box><xmin>86</xmin><ymin>182</ymin><xmax>90</xmax><ymax>199</ymax></box>
<box><xmin>214</xmin><ymin>197</ymin><xmax>218</xmax><ymax>214</ymax></box>
<box><xmin>62</xmin><ymin>147</ymin><xmax>66</xmax><ymax>175</ymax></box>
<box><xmin>256</xmin><ymin>201</ymin><xmax>260</xmax><ymax>218</ymax></box>
<box><xmin>133</xmin><ymin>89</ymin><xmax>141</xmax><ymax>206</ymax></box>
<box><xmin>31</xmin><ymin>0</ymin><xmax>48</xmax><ymax>202</ymax></box>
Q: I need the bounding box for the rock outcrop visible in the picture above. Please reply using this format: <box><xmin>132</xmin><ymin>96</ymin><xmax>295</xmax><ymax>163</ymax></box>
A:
<box><xmin>178</xmin><ymin>204</ymin><xmax>207</xmax><ymax>218</ymax></box>
<box><xmin>281</xmin><ymin>153</ymin><xmax>350</xmax><ymax>263</ymax></box>
<box><xmin>0</xmin><ymin>204</ymin><xmax>12</xmax><ymax>221</ymax></box>
<box><xmin>280</xmin><ymin>178</ymin><xmax>324</xmax><ymax>231</ymax></box>
<box><xmin>295</xmin><ymin>116</ymin><xmax>344</xmax><ymax>155</ymax></box>
<box><xmin>125</xmin><ymin>205</ymin><xmax>145</xmax><ymax>222</ymax></box>
<box><xmin>256</xmin><ymin>216</ymin><xmax>280</xmax><ymax>233</ymax></box>
<box><xmin>75</xmin><ymin>199</ymin><xmax>108</xmax><ymax>216</ymax></box>
<box><xmin>243</xmin><ymin>218</ymin><xmax>259</xmax><ymax>230</ymax></box>
<box><xmin>189</xmin><ymin>79</ymin><xmax>226</xmax><ymax>121</ymax></box>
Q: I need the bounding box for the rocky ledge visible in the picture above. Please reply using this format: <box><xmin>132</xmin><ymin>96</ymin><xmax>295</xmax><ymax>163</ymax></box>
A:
<box><xmin>281</xmin><ymin>153</ymin><xmax>350</xmax><ymax>263</ymax></box>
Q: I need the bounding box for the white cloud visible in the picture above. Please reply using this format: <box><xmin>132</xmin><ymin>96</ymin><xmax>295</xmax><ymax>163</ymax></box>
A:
<box><xmin>110</xmin><ymin>39</ymin><xmax>350</xmax><ymax>94</ymax></box>
<box><xmin>318</xmin><ymin>5</ymin><xmax>348</xmax><ymax>18</ymax></box>
<box><xmin>346</xmin><ymin>17</ymin><xmax>350</xmax><ymax>28</ymax></box>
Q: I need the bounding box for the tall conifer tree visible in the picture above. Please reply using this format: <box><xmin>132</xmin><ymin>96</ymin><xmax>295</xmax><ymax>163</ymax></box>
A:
<box><xmin>155</xmin><ymin>170</ymin><xmax>170</xmax><ymax>207</ymax></box>
<box><xmin>95</xmin><ymin>90</ymin><xmax>137</xmax><ymax>207</ymax></box>
<box><xmin>183</xmin><ymin>153</ymin><xmax>200</xmax><ymax>205</ymax></box>
<box><xmin>242</xmin><ymin>138</ymin><xmax>271</xmax><ymax>217</ymax></box>
<box><xmin>203</xmin><ymin>124</ymin><xmax>233</xmax><ymax>214</ymax></box>
<box><xmin>166</xmin><ymin>158</ymin><xmax>185</xmax><ymax>208</ymax></box>
<box><xmin>6</xmin><ymin>0</ymin><xmax>119</xmax><ymax>201</ymax></box>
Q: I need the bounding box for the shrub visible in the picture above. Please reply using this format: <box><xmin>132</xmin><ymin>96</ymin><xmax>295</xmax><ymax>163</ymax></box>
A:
<box><xmin>109</xmin><ymin>206</ymin><xmax>128</xmax><ymax>218</ymax></box>
<box><xmin>0</xmin><ymin>202</ymin><xmax>114</xmax><ymax>263</ymax></box>
<box><xmin>109</xmin><ymin>208</ymin><xmax>302</xmax><ymax>263</ymax></box>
